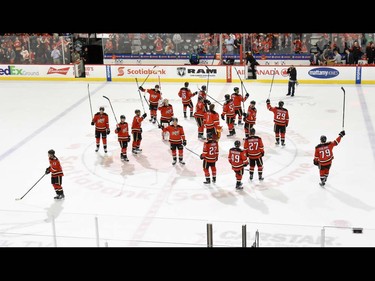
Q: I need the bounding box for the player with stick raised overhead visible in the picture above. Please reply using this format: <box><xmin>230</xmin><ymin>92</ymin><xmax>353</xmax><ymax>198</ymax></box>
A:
<box><xmin>243</xmin><ymin>100</ymin><xmax>257</xmax><ymax>138</ymax></box>
<box><xmin>131</xmin><ymin>109</ymin><xmax>147</xmax><ymax>154</ymax></box>
<box><xmin>139</xmin><ymin>84</ymin><xmax>162</xmax><ymax>124</ymax></box>
<box><xmin>231</xmin><ymin>87</ymin><xmax>249</xmax><ymax>125</ymax></box>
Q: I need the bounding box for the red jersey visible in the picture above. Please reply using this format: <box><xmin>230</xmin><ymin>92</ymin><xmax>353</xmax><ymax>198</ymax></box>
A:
<box><xmin>141</xmin><ymin>88</ymin><xmax>162</xmax><ymax>106</ymax></box>
<box><xmin>49</xmin><ymin>156</ymin><xmax>64</xmax><ymax>177</ymax></box>
<box><xmin>245</xmin><ymin>106</ymin><xmax>257</xmax><ymax>125</ymax></box>
<box><xmin>115</xmin><ymin>122</ymin><xmax>130</xmax><ymax>141</ymax></box>
<box><xmin>158</xmin><ymin>104</ymin><xmax>174</xmax><ymax>121</ymax></box>
<box><xmin>314</xmin><ymin>136</ymin><xmax>342</xmax><ymax>166</ymax></box>
<box><xmin>198</xmin><ymin>90</ymin><xmax>207</xmax><ymax>100</ymax></box>
<box><xmin>202</xmin><ymin>140</ymin><xmax>219</xmax><ymax>163</ymax></box>
<box><xmin>194</xmin><ymin>100</ymin><xmax>206</xmax><ymax>118</ymax></box>
<box><xmin>231</xmin><ymin>93</ymin><xmax>248</xmax><ymax>110</ymax></box>
<box><xmin>267</xmin><ymin>104</ymin><xmax>289</xmax><ymax>126</ymax></box>
<box><xmin>178</xmin><ymin>87</ymin><xmax>196</xmax><ymax>104</ymax></box>
<box><xmin>163</xmin><ymin>125</ymin><xmax>185</xmax><ymax>145</ymax></box>
<box><xmin>228</xmin><ymin>148</ymin><xmax>249</xmax><ymax>171</ymax></box>
<box><xmin>92</xmin><ymin>112</ymin><xmax>109</xmax><ymax>132</ymax></box>
<box><xmin>204</xmin><ymin>111</ymin><xmax>220</xmax><ymax>130</ymax></box>
<box><xmin>222</xmin><ymin>100</ymin><xmax>235</xmax><ymax>118</ymax></box>
<box><xmin>244</xmin><ymin>136</ymin><xmax>264</xmax><ymax>159</ymax></box>
<box><xmin>131</xmin><ymin>115</ymin><xmax>145</xmax><ymax>133</ymax></box>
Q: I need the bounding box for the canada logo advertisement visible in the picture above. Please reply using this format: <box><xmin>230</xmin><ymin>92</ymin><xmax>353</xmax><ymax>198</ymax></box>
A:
<box><xmin>308</xmin><ymin>67</ymin><xmax>339</xmax><ymax>79</ymax></box>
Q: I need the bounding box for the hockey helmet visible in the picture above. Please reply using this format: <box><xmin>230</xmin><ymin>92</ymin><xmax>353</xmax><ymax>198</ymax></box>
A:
<box><xmin>320</xmin><ymin>135</ymin><xmax>327</xmax><ymax>143</ymax></box>
<box><xmin>184</xmin><ymin>82</ymin><xmax>189</xmax><ymax>87</ymax></box>
<box><xmin>201</xmin><ymin>85</ymin><xmax>207</xmax><ymax>90</ymax></box>
<box><xmin>99</xmin><ymin>106</ymin><xmax>105</xmax><ymax>111</ymax></box>
<box><xmin>234</xmin><ymin>87</ymin><xmax>239</xmax><ymax>92</ymax></box>
<box><xmin>225</xmin><ymin>94</ymin><xmax>230</xmax><ymax>100</ymax></box>
<box><xmin>250</xmin><ymin>100</ymin><xmax>256</xmax><ymax>105</ymax></box>
<box><xmin>172</xmin><ymin>117</ymin><xmax>178</xmax><ymax>123</ymax></box>
<box><xmin>48</xmin><ymin>149</ymin><xmax>55</xmax><ymax>155</ymax></box>
<box><xmin>155</xmin><ymin>85</ymin><xmax>160</xmax><ymax>88</ymax></box>
<box><xmin>250</xmin><ymin>128</ymin><xmax>256</xmax><ymax>135</ymax></box>
<box><xmin>120</xmin><ymin>115</ymin><xmax>126</xmax><ymax>119</ymax></box>
<box><xmin>278</xmin><ymin>101</ymin><xmax>284</xmax><ymax>107</ymax></box>
<box><xmin>135</xmin><ymin>109</ymin><xmax>141</xmax><ymax>114</ymax></box>
<box><xmin>206</xmin><ymin>132</ymin><xmax>213</xmax><ymax>140</ymax></box>
<box><xmin>234</xmin><ymin>140</ymin><xmax>241</xmax><ymax>147</ymax></box>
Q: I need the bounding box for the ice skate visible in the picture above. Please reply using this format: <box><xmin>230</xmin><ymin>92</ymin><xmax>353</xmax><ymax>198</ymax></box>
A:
<box><xmin>132</xmin><ymin>148</ymin><xmax>138</xmax><ymax>154</ymax></box>
<box><xmin>172</xmin><ymin>159</ymin><xmax>177</xmax><ymax>165</ymax></box>
<box><xmin>203</xmin><ymin>178</ymin><xmax>210</xmax><ymax>184</ymax></box>
<box><xmin>212</xmin><ymin>177</ymin><xmax>216</xmax><ymax>183</ymax></box>
<box><xmin>236</xmin><ymin>182</ymin><xmax>243</xmax><ymax>190</ymax></box>
<box><xmin>54</xmin><ymin>194</ymin><xmax>65</xmax><ymax>200</ymax></box>
<box><xmin>179</xmin><ymin>159</ymin><xmax>185</xmax><ymax>165</ymax></box>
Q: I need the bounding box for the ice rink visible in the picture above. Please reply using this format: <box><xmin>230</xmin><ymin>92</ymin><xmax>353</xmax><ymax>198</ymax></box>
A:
<box><xmin>1</xmin><ymin>79</ymin><xmax>375</xmax><ymax>247</ymax></box>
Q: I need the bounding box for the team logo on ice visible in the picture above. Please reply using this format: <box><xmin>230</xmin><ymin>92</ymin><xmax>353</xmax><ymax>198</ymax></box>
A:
<box><xmin>177</xmin><ymin>67</ymin><xmax>186</xmax><ymax>77</ymax></box>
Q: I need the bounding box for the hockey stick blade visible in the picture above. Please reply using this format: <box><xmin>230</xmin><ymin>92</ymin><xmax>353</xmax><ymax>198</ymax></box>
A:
<box><xmin>15</xmin><ymin>198</ymin><xmax>21</xmax><ymax>201</ymax></box>
<box><xmin>103</xmin><ymin>95</ymin><xmax>109</xmax><ymax>100</ymax></box>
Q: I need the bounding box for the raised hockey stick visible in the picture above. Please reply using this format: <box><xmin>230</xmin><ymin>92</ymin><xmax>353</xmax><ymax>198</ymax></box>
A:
<box><xmin>135</xmin><ymin>78</ymin><xmax>146</xmax><ymax>113</ymax></box>
<box><xmin>103</xmin><ymin>96</ymin><xmax>118</xmax><ymax>124</ymax></box>
<box><xmin>158</xmin><ymin>75</ymin><xmax>161</xmax><ymax>90</ymax></box>
<box><xmin>234</xmin><ymin>66</ymin><xmax>248</xmax><ymax>112</ymax></box>
<box><xmin>204</xmin><ymin>65</ymin><xmax>210</xmax><ymax>93</ymax></box>
<box><xmin>139</xmin><ymin>92</ymin><xmax>161</xmax><ymax>127</ymax></box>
<box><xmin>140</xmin><ymin>65</ymin><xmax>157</xmax><ymax>87</ymax></box>
<box><xmin>88</xmin><ymin>84</ymin><xmax>93</xmax><ymax>119</ymax></box>
<box><xmin>267</xmin><ymin>68</ymin><xmax>276</xmax><ymax>99</ymax></box>
<box><xmin>184</xmin><ymin>146</ymin><xmax>201</xmax><ymax>158</ymax></box>
<box><xmin>15</xmin><ymin>173</ymin><xmax>46</xmax><ymax>200</ymax></box>
<box><xmin>341</xmin><ymin>87</ymin><xmax>346</xmax><ymax>130</ymax></box>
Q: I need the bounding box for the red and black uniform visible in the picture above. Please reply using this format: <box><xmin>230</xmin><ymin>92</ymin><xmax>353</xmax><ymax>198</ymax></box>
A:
<box><xmin>244</xmin><ymin>135</ymin><xmax>264</xmax><ymax>180</ymax></box>
<box><xmin>115</xmin><ymin>121</ymin><xmax>130</xmax><ymax>161</ymax></box>
<box><xmin>198</xmin><ymin>89</ymin><xmax>211</xmax><ymax>111</ymax></box>
<box><xmin>194</xmin><ymin>97</ymin><xmax>206</xmax><ymax>139</ymax></box>
<box><xmin>221</xmin><ymin>98</ymin><xmax>236</xmax><ymax>136</ymax></box>
<box><xmin>131</xmin><ymin>114</ymin><xmax>146</xmax><ymax>152</ymax></box>
<box><xmin>140</xmin><ymin>87</ymin><xmax>162</xmax><ymax>122</ymax></box>
<box><xmin>244</xmin><ymin>105</ymin><xmax>257</xmax><ymax>138</ymax></box>
<box><xmin>228</xmin><ymin>147</ymin><xmax>249</xmax><ymax>189</ymax></box>
<box><xmin>204</xmin><ymin>109</ymin><xmax>220</xmax><ymax>140</ymax></box>
<box><xmin>178</xmin><ymin>86</ymin><xmax>196</xmax><ymax>118</ymax></box>
<box><xmin>158</xmin><ymin>104</ymin><xmax>174</xmax><ymax>126</ymax></box>
<box><xmin>46</xmin><ymin>156</ymin><xmax>65</xmax><ymax>199</ymax></box>
<box><xmin>92</xmin><ymin>112</ymin><xmax>109</xmax><ymax>152</ymax></box>
<box><xmin>163</xmin><ymin>124</ymin><xmax>186</xmax><ymax>164</ymax></box>
<box><xmin>266</xmin><ymin>101</ymin><xmax>289</xmax><ymax>145</ymax></box>
<box><xmin>201</xmin><ymin>139</ymin><xmax>219</xmax><ymax>183</ymax></box>
<box><xmin>314</xmin><ymin>133</ymin><xmax>344</xmax><ymax>185</ymax></box>
<box><xmin>231</xmin><ymin>92</ymin><xmax>248</xmax><ymax>123</ymax></box>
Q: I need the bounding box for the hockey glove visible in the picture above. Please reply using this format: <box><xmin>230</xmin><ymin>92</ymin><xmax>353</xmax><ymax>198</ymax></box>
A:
<box><xmin>183</xmin><ymin>140</ymin><xmax>187</xmax><ymax>146</ymax></box>
<box><xmin>106</xmin><ymin>128</ymin><xmax>110</xmax><ymax>135</ymax></box>
<box><xmin>221</xmin><ymin>115</ymin><xmax>225</xmax><ymax>121</ymax></box>
<box><xmin>193</xmin><ymin>91</ymin><xmax>198</xmax><ymax>95</ymax></box>
<box><xmin>142</xmin><ymin>113</ymin><xmax>147</xmax><ymax>119</ymax></box>
<box><xmin>313</xmin><ymin>159</ymin><xmax>318</xmax><ymax>166</ymax></box>
<box><xmin>339</xmin><ymin>130</ymin><xmax>345</xmax><ymax>137</ymax></box>
<box><xmin>261</xmin><ymin>151</ymin><xmax>264</xmax><ymax>157</ymax></box>
<box><xmin>200</xmin><ymin>154</ymin><xmax>204</xmax><ymax>160</ymax></box>
<box><xmin>242</xmin><ymin>113</ymin><xmax>247</xmax><ymax>118</ymax></box>
<box><xmin>139</xmin><ymin>86</ymin><xmax>144</xmax><ymax>91</ymax></box>
<box><xmin>266</xmin><ymin>99</ymin><xmax>270</xmax><ymax>104</ymax></box>
<box><xmin>91</xmin><ymin>121</ymin><xmax>94</xmax><ymax>126</ymax></box>
<box><xmin>45</xmin><ymin>167</ymin><xmax>50</xmax><ymax>174</ymax></box>
<box><xmin>245</xmin><ymin>93</ymin><xmax>249</xmax><ymax>98</ymax></box>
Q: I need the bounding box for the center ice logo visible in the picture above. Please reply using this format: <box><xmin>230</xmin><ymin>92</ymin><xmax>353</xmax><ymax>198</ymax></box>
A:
<box><xmin>308</xmin><ymin>67</ymin><xmax>339</xmax><ymax>79</ymax></box>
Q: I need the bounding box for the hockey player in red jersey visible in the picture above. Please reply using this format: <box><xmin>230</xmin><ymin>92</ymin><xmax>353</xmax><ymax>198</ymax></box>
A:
<box><xmin>243</xmin><ymin>100</ymin><xmax>257</xmax><ymax>138</ymax></box>
<box><xmin>231</xmin><ymin>87</ymin><xmax>249</xmax><ymax>125</ymax></box>
<box><xmin>314</xmin><ymin>130</ymin><xmax>345</xmax><ymax>186</ymax></box>
<box><xmin>45</xmin><ymin>149</ymin><xmax>65</xmax><ymax>199</ymax></box>
<box><xmin>139</xmin><ymin>84</ymin><xmax>162</xmax><ymax>124</ymax></box>
<box><xmin>178</xmin><ymin>82</ymin><xmax>197</xmax><ymax>118</ymax></box>
<box><xmin>228</xmin><ymin>140</ymin><xmax>249</xmax><ymax>189</ymax></box>
<box><xmin>115</xmin><ymin>115</ymin><xmax>131</xmax><ymax>162</ymax></box>
<box><xmin>243</xmin><ymin>128</ymin><xmax>264</xmax><ymax>181</ymax></box>
<box><xmin>198</xmin><ymin>85</ymin><xmax>211</xmax><ymax>111</ymax></box>
<box><xmin>194</xmin><ymin>95</ymin><xmax>207</xmax><ymax>140</ymax></box>
<box><xmin>204</xmin><ymin>103</ymin><xmax>220</xmax><ymax>140</ymax></box>
<box><xmin>162</xmin><ymin>118</ymin><xmax>186</xmax><ymax>165</ymax></box>
<box><xmin>131</xmin><ymin>109</ymin><xmax>147</xmax><ymax>154</ymax></box>
<box><xmin>158</xmin><ymin>99</ymin><xmax>174</xmax><ymax>141</ymax></box>
<box><xmin>266</xmin><ymin>99</ymin><xmax>289</xmax><ymax>146</ymax></box>
<box><xmin>200</xmin><ymin>132</ymin><xmax>219</xmax><ymax>184</ymax></box>
<box><xmin>221</xmin><ymin>94</ymin><xmax>236</xmax><ymax>137</ymax></box>
<box><xmin>91</xmin><ymin>106</ymin><xmax>110</xmax><ymax>153</ymax></box>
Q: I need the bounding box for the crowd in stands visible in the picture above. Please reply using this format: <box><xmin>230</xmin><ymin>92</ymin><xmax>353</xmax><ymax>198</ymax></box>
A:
<box><xmin>0</xmin><ymin>33</ymin><xmax>374</xmax><ymax>65</ymax></box>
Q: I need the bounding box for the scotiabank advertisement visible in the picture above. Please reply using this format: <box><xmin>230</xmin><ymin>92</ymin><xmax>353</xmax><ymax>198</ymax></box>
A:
<box><xmin>110</xmin><ymin>65</ymin><xmax>227</xmax><ymax>82</ymax></box>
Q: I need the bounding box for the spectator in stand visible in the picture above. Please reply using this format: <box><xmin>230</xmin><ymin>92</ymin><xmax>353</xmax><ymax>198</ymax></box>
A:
<box><xmin>0</xmin><ymin>48</ymin><xmax>5</xmax><ymax>63</ymax></box>
<box><xmin>345</xmin><ymin>48</ymin><xmax>354</xmax><ymax>65</ymax></box>
<box><xmin>330</xmin><ymin>49</ymin><xmax>342</xmax><ymax>64</ymax></box>
<box><xmin>20</xmin><ymin>46</ymin><xmax>30</xmax><ymax>63</ymax></box>
<box><xmin>6</xmin><ymin>47</ymin><xmax>15</xmax><ymax>64</ymax></box>
<box><xmin>321</xmin><ymin>45</ymin><xmax>332</xmax><ymax>65</ymax></box>
<box><xmin>351</xmin><ymin>41</ymin><xmax>362</xmax><ymax>64</ymax></box>
<box><xmin>51</xmin><ymin>46</ymin><xmax>61</xmax><ymax>64</ymax></box>
<box><xmin>71</xmin><ymin>49</ymin><xmax>81</xmax><ymax>63</ymax></box>
<box><xmin>366</xmin><ymin>42</ymin><xmax>375</xmax><ymax>64</ymax></box>
<box><xmin>310</xmin><ymin>52</ymin><xmax>321</xmax><ymax>65</ymax></box>
<box><xmin>164</xmin><ymin>38</ymin><xmax>174</xmax><ymax>54</ymax></box>
<box><xmin>81</xmin><ymin>46</ymin><xmax>89</xmax><ymax>64</ymax></box>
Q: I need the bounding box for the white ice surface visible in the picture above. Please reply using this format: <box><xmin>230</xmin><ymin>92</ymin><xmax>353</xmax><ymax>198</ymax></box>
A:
<box><xmin>1</xmin><ymin>80</ymin><xmax>375</xmax><ymax>247</ymax></box>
